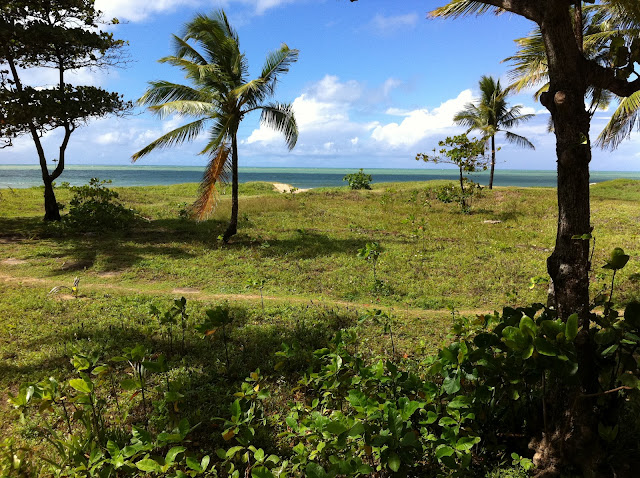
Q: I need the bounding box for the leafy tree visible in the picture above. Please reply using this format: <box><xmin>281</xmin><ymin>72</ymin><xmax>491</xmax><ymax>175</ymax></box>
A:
<box><xmin>453</xmin><ymin>75</ymin><xmax>535</xmax><ymax>189</ymax></box>
<box><xmin>504</xmin><ymin>2</ymin><xmax>640</xmax><ymax>149</ymax></box>
<box><xmin>0</xmin><ymin>0</ymin><xmax>130</xmax><ymax>221</ymax></box>
<box><xmin>132</xmin><ymin>10</ymin><xmax>299</xmax><ymax>243</ymax></box>
<box><xmin>416</xmin><ymin>134</ymin><xmax>486</xmax><ymax>211</ymax></box>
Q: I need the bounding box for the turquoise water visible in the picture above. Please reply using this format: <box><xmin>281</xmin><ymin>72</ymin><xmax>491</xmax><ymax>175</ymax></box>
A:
<box><xmin>2</xmin><ymin>165</ymin><xmax>640</xmax><ymax>189</ymax></box>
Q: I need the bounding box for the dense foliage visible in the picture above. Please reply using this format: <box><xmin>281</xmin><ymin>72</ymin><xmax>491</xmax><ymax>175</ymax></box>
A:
<box><xmin>0</xmin><ymin>0</ymin><xmax>130</xmax><ymax>220</ymax></box>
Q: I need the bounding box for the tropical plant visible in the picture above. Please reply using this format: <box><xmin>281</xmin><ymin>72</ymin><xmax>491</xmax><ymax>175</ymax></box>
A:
<box><xmin>416</xmin><ymin>134</ymin><xmax>487</xmax><ymax>211</ymax></box>
<box><xmin>343</xmin><ymin>169</ymin><xmax>372</xmax><ymax>190</ymax></box>
<box><xmin>132</xmin><ymin>10</ymin><xmax>299</xmax><ymax>242</ymax></box>
<box><xmin>453</xmin><ymin>76</ymin><xmax>535</xmax><ymax>189</ymax></box>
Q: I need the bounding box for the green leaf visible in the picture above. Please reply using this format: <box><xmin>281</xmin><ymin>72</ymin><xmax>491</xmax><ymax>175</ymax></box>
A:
<box><xmin>326</xmin><ymin>420</ymin><xmax>348</xmax><ymax>435</ymax></box>
<box><xmin>120</xmin><ymin>379</ymin><xmax>139</xmax><ymax>391</ymax></box>
<box><xmin>624</xmin><ymin>301</ymin><xmax>640</xmax><ymax>328</ymax></box>
<box><xmin>602</xmin><ymin>344</ymin><xmax>619</xmax><ymax>356</ymax></box>
<box><xmin>252</xmin><ymin>466</ymin><xmax>274</xmax><ymax>478</ymax></box>
<box><xmin>566</xmin><ymin>314</ymin><xmax>579</xmax><ymax>341</ymax></box>
<box><xmin>165</xmin><ymin>446</ymin><xmax>186</xmax><ymax>464</ymax></box>
<box><xmin>519</xmin><ymin>316</ymin><xmax>537</xmax><ymax>338</ymax></box>
<box><xmin>69</xmin><ymin>378</ymin><xmax>93</xmax><ymax>394</ymax></box>
<box><xmin>443</xmin><ymin>373</ymin><xmax>461</xmax><ymax>394</ymax></box>
<box><xmin>305</xmin><ymin>462</ymin><xmax>327</xmax><ymax>478</ymax></box>
<box><xmin>435</xmin><ymin>445</ymin><xmax>455</xmax><ymax>459</ymax></box>
<box><xmin>455</xmin><ymin>436</ymin><xmax>481</xmax><ymax>451</ymax></box>
<box><xmin>253</xmin><ymin>448</ymin><xmax>265</xmax><ymax>463</ymax></box>
<box><xmin>136</xmin><ymin>458</ymin><xmax>163</xmax><ymax>472</ymax></box>
<box><xmin>534</xmin><ymin>337</ymin><xmax>558</xmax><ymax>357</ymax></box>
<box><xmin>447</xmin><ymin>396</ymin><xmax>471</xmax><ymax>410</ymax></box>
<box><xmin>387</xmin><ymin>452</ymin><xmax>401</xmax><ymax>472</ymax></box>
<box><xmin>620</xmin><ymin>372</ymin><xmax>639</xmax><ymax>389</ymax></box>
<box><xmin>226</xmin><ymin>446</ymin><xmax>244</xmax><ymax>459</ymax></box>
<box><xmin>186</xmin><ymin>456</ymin><xmax>203</xmax><ymax>472</ymax></box>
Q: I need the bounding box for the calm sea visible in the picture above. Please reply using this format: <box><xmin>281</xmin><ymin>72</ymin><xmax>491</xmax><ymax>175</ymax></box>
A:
<box><xmin>2</xmin><ymin>165</ymin><xmax>640</xmax><ymax>189</ymax></box>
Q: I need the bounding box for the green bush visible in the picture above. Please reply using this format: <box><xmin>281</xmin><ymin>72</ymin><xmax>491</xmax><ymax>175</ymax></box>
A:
<box><xmin>343</xmin><ymin>169</ymin><xmax>372</xmax><ymax>190</ymax></box>
<box><xmin>62</xmin><ymin>178</ymin><xmax>138</xmax><ymax>232</ymax></box>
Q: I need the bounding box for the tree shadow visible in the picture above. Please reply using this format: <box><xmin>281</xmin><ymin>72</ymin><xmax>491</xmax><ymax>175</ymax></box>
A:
<box><xmin>249</xmin><ymin>230</ymin><xmax>370</xmax><ymax>259</ymax></box>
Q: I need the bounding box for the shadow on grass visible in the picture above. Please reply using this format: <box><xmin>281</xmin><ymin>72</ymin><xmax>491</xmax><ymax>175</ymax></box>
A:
<box><xmin>254</xmin><ymin>230</ymin><xmax>369</xmax><ymax>259</ymax></box>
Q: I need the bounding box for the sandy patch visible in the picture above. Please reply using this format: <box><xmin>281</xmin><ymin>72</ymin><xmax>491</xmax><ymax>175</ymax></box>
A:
<box><xmin>1</xmin><ymin>258</ymin><xmax>27</xmax><ymax>265</ymax></box>
<box><xmin>272</xmin><ymin>183</ymin><xmax>310</xmax><ymax>194</ymax></box>
<box><xmin>172</xmin><ymin>287</ymin><xmax>201</xmax><ymax>294</ymax></box>
<box><xmin>97</xmin><ymin>271</ymin><xmax>120</xmax><ymax>278</ymax></box>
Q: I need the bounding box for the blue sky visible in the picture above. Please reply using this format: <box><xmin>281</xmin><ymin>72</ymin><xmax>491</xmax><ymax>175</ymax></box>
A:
<box><xmin>3</xmin><ymin>0</ymin><xmax>640</xmax><ymax>171</ymax></box>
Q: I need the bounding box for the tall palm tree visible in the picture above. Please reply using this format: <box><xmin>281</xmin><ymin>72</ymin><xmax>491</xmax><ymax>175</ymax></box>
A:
<box><xmin>453</xmin><ymin>75</ymin><xmax>535</xmax><ymax>189</ymax></box>
<box><xmin>132</xmin><ymin>10</ymin><xmax>299</xmax><ymax>242</ymax></box>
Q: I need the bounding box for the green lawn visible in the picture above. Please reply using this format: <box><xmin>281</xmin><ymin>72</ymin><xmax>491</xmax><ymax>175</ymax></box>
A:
<box><xmin>0</xmin><ymin>178</ymin><xmax>638</xmax><ymax>475</ymax></box>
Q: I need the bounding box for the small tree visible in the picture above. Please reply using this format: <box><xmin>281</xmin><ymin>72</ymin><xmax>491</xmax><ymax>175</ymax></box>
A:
<box><xmin>0</xmin><ymin>0</ymin><xmax>130</xmax><ymax>221</ymax></box>
<box><xmin>416</xmin><ymin>134</ymin><xmax>487</xmax><ymax>211</ymax></box>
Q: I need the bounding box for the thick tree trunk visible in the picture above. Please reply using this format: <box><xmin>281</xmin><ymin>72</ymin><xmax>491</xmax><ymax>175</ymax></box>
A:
<box><xmin>534</xmin><ymin>5</ymin><xmax>602</xmax><ymax>476</ymax></box>
<box><xmin>488</xmin><ymin>135</ymin><xmax>496</xmax><ymax>189</ymax></box>
<box><xmin>223</xmin><ymin>134</ymin><xmax>239</xmax><ymax>243</ymax></box>
<box><xmin>42</xmin><ymin>174</ymin><xmax>61</xmax><ymax>221</ymax></box>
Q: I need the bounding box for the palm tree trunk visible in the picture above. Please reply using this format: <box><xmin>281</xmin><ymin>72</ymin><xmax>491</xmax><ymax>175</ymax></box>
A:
<box><xmin>223</xmin><ymin>133</ymin><xmax>239</xmax><ymax>243</ymax></box>
<box><xmin>489</xmin><ymin>135</ymin><xmax>496</xmax><ymax>189</ymax></box>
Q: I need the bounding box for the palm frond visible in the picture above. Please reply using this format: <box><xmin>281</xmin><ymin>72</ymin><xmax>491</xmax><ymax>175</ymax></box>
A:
<box><xmin>596</xmin><ymin>91</ymin><xmax>640</xmax><ymax>149</ymax></box>
<box><xmin>198</xmin><ymin>114</ymin><xmax>236</xmax><ymax>156</ymax></box>
<box><xmin>429</xmin><ymin>0</ymin><xmax>504</xmax><ymax>19</ymax></box>
<box><xmin>192</xmin><ymin>145</ymin><xmax>232</xmax><ymax>220</ymax></box>
<box><xmin>131</xmin><ymin>118</ymin><xmax>208</xmax><ymax>161</ymax></box>
<box><xmin>148</xmin><ymin>100</ymin><xmax>218</xmax><ymax>119</ymax></box>
<box><xmin>503</xmin><ymin>131</ymin><xmax>535</xmax><ymax>150</ymax></box>
<box><xmin>258</xmin><ymin>103</ymin><xmax>298</xmax><ymax>150</ymax></box>
<box><xmin>138</xmin><ymin>81</ymin><xmax>213</xmax><ymax>107</ymax></box>
<box><xmin>169</xmin><ymin>34</ymin><xmax>207</xmax><ymax>65</ymax></box>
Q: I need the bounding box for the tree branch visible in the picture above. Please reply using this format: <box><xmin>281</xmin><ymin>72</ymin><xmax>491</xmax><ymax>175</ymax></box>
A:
<box><xmin>585</xmin><ymin>58</ymin><xmax>640</xmax><ymax>98</ymax></box>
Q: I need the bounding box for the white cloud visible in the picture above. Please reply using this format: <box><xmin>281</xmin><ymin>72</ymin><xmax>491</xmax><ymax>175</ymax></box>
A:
<box><xmin>96</xmin><ymin>0</ymin><xmax>300</xmax><ymax>22</ymax></box>
<box><xmin>371</xmin><ymin>89</ymin><xmax>474</xmax><ymax>147</ymax></box>
<box><xmin>96</xmin><ymin>0</ymin><xmax>202</xmax><ymax>22</ymax></box>
<box><xmin>370</xmin><ymin>13</ymin><xmax>419</xmax><ymax>34</ymax></box>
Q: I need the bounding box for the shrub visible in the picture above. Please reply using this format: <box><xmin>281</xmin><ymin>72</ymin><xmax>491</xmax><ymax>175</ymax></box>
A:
<box><xmin>62</xmin><ymin>178</ymin><xmax>138</xmax><ymax>232</ymax></box>
<box><xmin>343</xmin><ymin>169</ymin><xmax>372</xmax><ymax>190</ymax></box>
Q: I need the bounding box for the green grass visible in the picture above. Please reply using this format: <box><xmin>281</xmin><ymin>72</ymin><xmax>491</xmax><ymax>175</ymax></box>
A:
<box><xmin>1</xmin><ymin>178</ymin><xmax>639</xmax><ymax>475</ymax></box>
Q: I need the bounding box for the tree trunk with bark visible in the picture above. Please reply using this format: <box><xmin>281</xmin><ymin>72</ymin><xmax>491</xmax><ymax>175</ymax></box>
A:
<box><xmin>488</xmin><ymin>135</ymin><xmax>496</xmax><ymax>189</ymax></box>
<box><xmin>534</xmin><ymin>5</ymin><xmax>602</xmax><ymax>476</ymax></box>
<box><xmin>223</xmin><ymin>133</ymin><xmax>239</xmax><ymax>243</ymax></box>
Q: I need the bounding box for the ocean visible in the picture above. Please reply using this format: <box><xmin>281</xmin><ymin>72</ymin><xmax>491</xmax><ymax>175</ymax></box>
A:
<box><xmin>2</xmin><ymin>165</ymin><xmax>640</xmax><ymax>189</ymax></box>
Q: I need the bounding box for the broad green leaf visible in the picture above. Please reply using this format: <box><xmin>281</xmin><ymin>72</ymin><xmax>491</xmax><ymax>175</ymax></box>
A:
<box><xmin>165</xmin><ymin>446</ymin><xmax>186</xmax><ymax>464</ymax></box>
<box><xmin>252</xmin><ymin>466</ymin><xmax>274</xmax><ymax>478</ymax></box>
<box><xmin>186</xmin><ymin>456</ymin><xmax>203</xmax><ymax>472</ymax></box>
<box><xmin>136</xmin><ymin>458</ymin><xmax>163</xmax><ymax>472</ymax></box>
<box><xmin>69</xmin><ymin>378</ymin><xmax>93</xmax><ymax>394</ymax></box>
<box><xmin>566</xmin><ymin>314</ymin><xmax>579</xmax><ymax>341</ymax></box>
<box><xmin>455</xmin><ymin>436</ymin><xmax>481</xmax><ymax>451</ymax></box>
<box><xmin>120</xmin><ymin>379</ymin><xmax>139</xmax><ymax>391</ymax></box>
<box><xmin>620</xmin><ymin>372</ymin><xmax>639</xmax><ymax>389</ymax></box>
<box><xmin>326</xmin><ymin>420</ymin><xmax>348</xmax><ymax>435</ymax></box>
<box><xmin>534</xmin><ymin>337</ymin><xmax>557</xmax><ymax>357</ymax></box>
<box><xmin>443</xmin><ymin>374</ymin><xmax>461</xmax><ymax>394</ymax></box>
<box><xmin>435</xmin><ymin>445</ymin><xmax>455</xmax><ymax>459</ymax></box>
<box><xmin>305</xmin><ymin>462</ymin><xmax>327</xmax><ymax>478</ymax></box>
<box><xmin>624</xmin><ymin>301</ymin><xmax>640</xmax><ymax>328</ymax></box>
<box><xmin>387</xmin><ymin>452</ymin><xmax>401</xmax><ymax>472</ymax></box>
<box><xmin>519</xmin><ymin>316</ymin><xmax>537</xmax><ymax>338</ymax></box>
<box><xmin>595</xmin><ymin>328</ymin><xmax>617</xmax><ymax>346</ymax></box>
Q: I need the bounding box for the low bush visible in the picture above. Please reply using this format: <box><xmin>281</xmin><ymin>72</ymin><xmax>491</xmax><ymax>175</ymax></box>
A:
<box><xmin>343</xmin><ymin>169</ymin><xmax>372</xmax><ymax>190</ymax></box>
<box><xmin>61</xmin><ymin>178</ymin><xmax>138</xmax><ymax>232</ymax></box>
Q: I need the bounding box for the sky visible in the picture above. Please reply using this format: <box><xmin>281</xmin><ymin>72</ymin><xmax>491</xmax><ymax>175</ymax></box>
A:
<box><xmin>2</xmin><ymin>0</ymin><xmax>640</xmax><ymax>171</ymax></box>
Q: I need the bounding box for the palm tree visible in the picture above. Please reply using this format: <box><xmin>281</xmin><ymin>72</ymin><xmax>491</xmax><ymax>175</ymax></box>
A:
<box><xmin>132</xmin><ymin>10</ymin><xmax>298</xmax><ymax>242</ymax></box>
<box><xmin>453</xmin><ymin>75</ymin><xmax>535</xmax><ymax>189</ymax></box>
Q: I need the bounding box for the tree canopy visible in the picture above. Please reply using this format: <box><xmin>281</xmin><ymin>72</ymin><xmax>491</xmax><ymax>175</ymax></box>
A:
<box><xmin>132</xmin><ymin>10</ymin><xmax>298</xmax><ymax>242</ymax></box>
<box><xmin>0</xmin><ymin>0</ymin><xmax>130</xmax><ymax>220</ymax></box>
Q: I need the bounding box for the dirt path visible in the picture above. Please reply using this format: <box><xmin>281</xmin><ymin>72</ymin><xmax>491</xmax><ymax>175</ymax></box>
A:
<box><xmin>0</xmin><ymin>270</ymin><xmax>490</xmax><ymax>318</ymax></box>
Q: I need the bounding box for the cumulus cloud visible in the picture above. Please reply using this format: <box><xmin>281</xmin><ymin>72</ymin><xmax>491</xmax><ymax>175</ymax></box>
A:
<box><xmin>371</xmin><ymin>90</ymin><xmax>474</xmax><ymax>147</ymax></box>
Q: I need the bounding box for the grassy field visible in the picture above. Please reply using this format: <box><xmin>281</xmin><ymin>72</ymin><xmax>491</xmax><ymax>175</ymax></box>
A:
<box><xmin>1</xmin><ymin>178</ymin><xmax>639</xmax><ymax>475</ymax></box>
